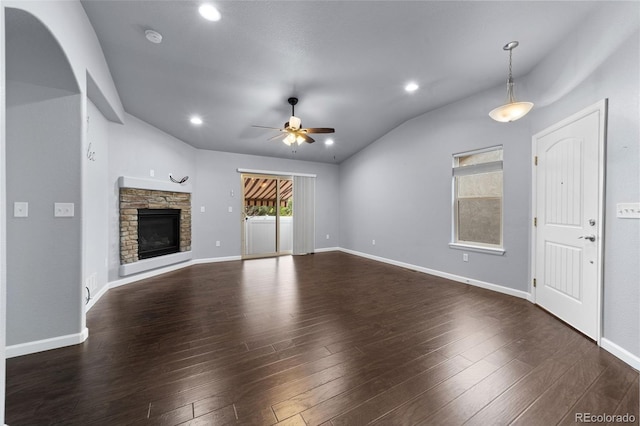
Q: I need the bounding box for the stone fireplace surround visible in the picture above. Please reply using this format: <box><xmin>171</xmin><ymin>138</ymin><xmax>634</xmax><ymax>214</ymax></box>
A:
<box><xmin>118</xmin><ymin>177</ymin><xmax>192</xmax><ymax>276</ymax></box>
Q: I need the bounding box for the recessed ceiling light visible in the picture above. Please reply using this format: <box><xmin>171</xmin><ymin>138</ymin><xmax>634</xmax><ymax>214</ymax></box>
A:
<box><xmin>325</xmin><ymin>138</ymin><xmax>334</xmax><ymax>146</ymax></box>
<box><xmin>405</xmin><ymin>82</ymin><xmax>419</xmax><ymax>93</ymax></box>
<box><xmin>199</xmin><ymin>4</ymin><xmax>221</xmax><ymax>21</ymax></box>
<box><xmin>145</xmin><ymin>29</ymin><xmax>163</xmax><ymax>44</ymax></box>
<box><xmin>190</xmin><ymin>116</ymin><xmax>203</xmax><ymax>125</ymax></box>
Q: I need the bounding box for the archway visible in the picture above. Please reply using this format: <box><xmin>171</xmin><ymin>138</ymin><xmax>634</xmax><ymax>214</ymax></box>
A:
<box><xmin>5</xmin><ymin>8</ymin><xmax>85</xmax><ymax>357</ymax></box>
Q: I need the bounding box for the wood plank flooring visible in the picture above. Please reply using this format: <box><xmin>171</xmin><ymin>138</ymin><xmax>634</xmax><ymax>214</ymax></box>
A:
<box><xmin>6</xmin><ymin>252</ymin><xmax>639</xmax><ymax>425</ymax></box>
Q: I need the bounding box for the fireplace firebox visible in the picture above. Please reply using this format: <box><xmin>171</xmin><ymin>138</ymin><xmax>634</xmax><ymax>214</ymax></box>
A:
<box><xmin>138</xmin><ymin>209</ymin><xmax>181</xmax><ymax>259</ymax></box>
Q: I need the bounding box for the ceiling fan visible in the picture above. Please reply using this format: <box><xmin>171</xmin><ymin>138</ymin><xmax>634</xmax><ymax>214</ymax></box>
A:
<box><xmin>253</xmin><ymin>97</ymin><xmax>335</xmax><ymax>146</ymax></box>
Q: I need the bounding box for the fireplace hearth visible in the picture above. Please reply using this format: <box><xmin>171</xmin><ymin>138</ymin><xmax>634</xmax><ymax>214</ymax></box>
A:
<box><xmin>138</xmin><ymin>209</ymin><xmax>180</xmax><ymax>259</ymax></box>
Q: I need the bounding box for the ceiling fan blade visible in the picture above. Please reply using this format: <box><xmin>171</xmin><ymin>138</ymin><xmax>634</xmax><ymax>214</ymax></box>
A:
<box><xmin>267</xmin><ymin>133</ymin><xmax>285</xmax><ymax>141</ymax></box>
<box><xmin>252</xmin><ymin>125</ymin><xmax>284</xmax><ymax>130</ymax></box>
<box><xmin>299</xmin><ymin>133</ymin><xmax>315</xmax><ymax>143</ymax></box>
<box><xmin>303</xmin><ymin>128</ymin><xmax>335</xmax><ymax>134</ymax></box>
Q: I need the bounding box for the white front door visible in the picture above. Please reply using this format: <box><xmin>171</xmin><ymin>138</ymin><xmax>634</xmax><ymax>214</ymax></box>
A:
<box><xmin>533</xmin><ymin>100</ymin><xmax>607</xmax><ymax>340</ymax></box>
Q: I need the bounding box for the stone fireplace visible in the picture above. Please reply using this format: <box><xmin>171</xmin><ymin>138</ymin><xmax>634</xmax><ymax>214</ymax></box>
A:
<box><xmin>118</xmin><ymin>177</ymin><xmax>192</xmax><ymax>276</ymax></box>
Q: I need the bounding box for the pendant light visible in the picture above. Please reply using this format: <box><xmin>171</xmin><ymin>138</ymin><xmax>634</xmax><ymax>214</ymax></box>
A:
<box><xmin>489</xmin><ymin>41</ymin><xmax>533</xmax><ymax>122</ymax></box>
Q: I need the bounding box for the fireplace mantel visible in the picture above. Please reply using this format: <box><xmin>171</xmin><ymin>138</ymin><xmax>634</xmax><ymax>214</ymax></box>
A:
<box><xmin>118</xmin><ymin>176</ymin><xmax>192</xmax><ymax>193</ymax></box>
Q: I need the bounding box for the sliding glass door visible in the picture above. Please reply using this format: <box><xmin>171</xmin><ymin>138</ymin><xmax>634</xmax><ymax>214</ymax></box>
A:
<box><xmin>241</xmin><ymin>174</ymin><xmax>293</xmax><ymax>259</ymax></box>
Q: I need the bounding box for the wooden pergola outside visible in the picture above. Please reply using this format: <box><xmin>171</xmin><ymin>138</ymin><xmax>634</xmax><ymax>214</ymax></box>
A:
<box><xmin>243</xmin><ymin>177</ymin><xmax>292</xmax><ymax>207</ymax></box>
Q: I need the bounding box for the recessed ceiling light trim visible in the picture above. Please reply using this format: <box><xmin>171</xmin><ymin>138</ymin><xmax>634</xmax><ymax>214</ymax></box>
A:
<box><xmin>190</xmin><ymin>116</ymin><xmax>203</xmax><ymax>125</ymax></box>
<box><xmin>405</xmin><ymin>82</ymin><xmax>419</xmax><ymax>92</ymax></box>
<box><xmin>199</xmin><ymin>4</ymin><xmax>221</xmax><ymax>21</ymax></box>
<box><xmin>144</xmin><ymin>29</ymin><xmax>163</xmax><ymax>44</ymax></box>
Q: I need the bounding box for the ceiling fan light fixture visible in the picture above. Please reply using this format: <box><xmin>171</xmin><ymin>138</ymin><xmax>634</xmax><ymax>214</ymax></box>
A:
<box><xmin>283</xmin><ymin>133</ymin><xmax>296</xmax><ymax>146</ymax></box>
<box><xmin>199</xmin><ymin>4</ymin><xmax>221</xmax><ymax>21</ymax></box>
<box><xmin>296</xmin><ymin>135</ymin><xmax>305</xmax><ymax>145</ymax></box>
<box><xmin>288</xmin><ymin>116</ymin><xmax>301</xmax><ymax>130</ymax></box>
<box><xmin>489</xmin><ymin>41</ymin><xmax>533</xmax><ymax>122</ymax></box>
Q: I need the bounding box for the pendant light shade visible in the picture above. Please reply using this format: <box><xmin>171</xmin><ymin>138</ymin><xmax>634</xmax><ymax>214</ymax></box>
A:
<box><xmin>489</xmin><ymin>101</ymin><xmax>534</xmax><ymax>122</ymax></box>
<box><xmin>489</xmin><ymin>41</ymin><xmax>533</xmax><ymax>122</ymax></box>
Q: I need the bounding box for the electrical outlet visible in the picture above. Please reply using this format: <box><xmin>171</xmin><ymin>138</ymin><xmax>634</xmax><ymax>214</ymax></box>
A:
<box><xmin>617</xmin><ymin>202</ymin><xmax>640</xmax><ymax>218</ymax></box>
<box><xmin>463</xmin><ymin>253</ymin><xmax>469</xmax><ymax>262</ymax></box>
<box><xmin>150</xmin><ymin>169</ymin><xmax>155</xmax><ymax>177</ymax></box>
<box><xmin>326</xmin><ymin>234</ymin><xmax>330</xmax><ymax>240</ymax></box>
<box><xmin>372</xmin><ymin>239</ymin><xmax>376</xmax><ymax>245</ymax></box>
<box><xmin>228</xmin><ymin>206</ymin><xmax>233</xmax><ymax>213</ymax></box>
<box><xmin>54</xmin><ymin>202</ymin><xmax>75</xmax><ymax>217</ymax></box>
<box><xmin>216</xmin><ymin>241</ymin><xmax>221</xmax><ymax>247</ymax></box>
<box><xmin>200</xmin><ymin>206</ymin><xmax>205</xmax><ymax>213</ymax></box>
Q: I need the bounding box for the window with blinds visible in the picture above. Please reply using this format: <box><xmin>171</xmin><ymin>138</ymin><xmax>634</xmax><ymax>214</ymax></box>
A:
<box><xmin>451</xmin><ymin>146</ymin><xmax>504</xmax><ymax>252</ymax></box>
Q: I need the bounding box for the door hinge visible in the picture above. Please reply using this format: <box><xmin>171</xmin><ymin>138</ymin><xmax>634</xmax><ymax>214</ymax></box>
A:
<box><xmin>534</xmin><ymin>156</ymin><xmax>538</xmax><ymax>166</ymax></box>
<box><xmin>534</xmin><ymin>217</ymin><xmax>537</xmax><ymax>227</ymax></box>
<box><xmin>533</xmin><ymin>278</ymin><xmax>537</xmax><ymax>288</ymax></box>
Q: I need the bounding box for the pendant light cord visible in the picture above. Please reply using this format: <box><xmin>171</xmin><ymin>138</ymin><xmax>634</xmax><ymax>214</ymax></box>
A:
<box><xmin>506</xmin><ymin>46</ymin><xmax>515</xmax><ymax>103</ymax></box>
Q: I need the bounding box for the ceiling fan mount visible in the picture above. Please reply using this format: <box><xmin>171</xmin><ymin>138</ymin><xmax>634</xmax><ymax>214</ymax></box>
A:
<box><xmin>253</xmin><ymin>97</ymin><xmax>335</xmax><ymax>146</ymax></box>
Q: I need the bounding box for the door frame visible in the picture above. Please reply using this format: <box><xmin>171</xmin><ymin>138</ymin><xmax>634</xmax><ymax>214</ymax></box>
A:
<box><xmin>240</xmin><ymin>173</ymin><xmax>293</xmax><ymax>260</ymax></box>
<box><xmin>530</xmin><ymin>99</ymin><xmax>607</xmax><ymax>345</ymax></box>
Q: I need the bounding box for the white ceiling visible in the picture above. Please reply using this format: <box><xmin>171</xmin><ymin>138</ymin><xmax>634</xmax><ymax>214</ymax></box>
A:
<box><xmin>80</xmin><ymin>1</ymin><xmax>599</xmax><ymax>164</ymax></box>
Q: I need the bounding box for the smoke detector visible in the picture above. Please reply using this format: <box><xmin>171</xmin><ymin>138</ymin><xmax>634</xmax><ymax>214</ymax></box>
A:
<box><xmin>145</xmin><ymin>29</ymin><xmax>163</xmax><ymax>44</ymax></box>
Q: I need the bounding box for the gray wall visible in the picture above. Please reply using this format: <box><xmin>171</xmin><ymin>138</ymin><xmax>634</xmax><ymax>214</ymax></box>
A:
<box><xmin>339</xmin><ymin>4</ymin><xmax>639</xmax><ymax>357</ymax></box>
<box><xmin>107</xmin><ymin>114</ymin><xmax>198</xmax><ymax>281</ymax></box>
<box><xmin>529</xmin><ymin>29</ymin><xmax>640</xmax><ymax>355</ymax></box>
<box><xmin>193</xmin><ymin>150</ymin><xmax>340</xmax><ymax>259</ymax></box>
<box><xmin>84</xmin><ymin>99</ymin><xmax>110</xmax><ymax>297</ymax></box>
<box><xmin>339</xmin><ymin>88</ymin><xmax>531</xmax><ymax>290</ymax></box>
<box><xmin>6</xmin><ymin>9</ymin><xmax>82</xmax><ymax>345</ymax></box>
<box><xmin>107</xmin><ymin>114</ymin><xmax>341</xmax><ymax>280</ymax></box>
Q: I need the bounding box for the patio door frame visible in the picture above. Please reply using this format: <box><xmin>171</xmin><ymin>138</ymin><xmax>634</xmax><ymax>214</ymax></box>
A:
<box><xmin>240</xmin><ymin>172</ymin><xmax>292</xmax><ymax>259</ymax></box>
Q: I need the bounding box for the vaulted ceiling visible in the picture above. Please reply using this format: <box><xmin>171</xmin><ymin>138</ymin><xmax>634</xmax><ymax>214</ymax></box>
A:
<box><xmin>81</xmin><ymin>1</ymin><xmax>599</xmax><ymax>164</ymax></box>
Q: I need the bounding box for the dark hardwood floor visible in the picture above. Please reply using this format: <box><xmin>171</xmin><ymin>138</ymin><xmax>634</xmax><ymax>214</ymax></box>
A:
<box><xmin>6</xmin><ymin>252</ymin><xmax>639</xmax><ymax>425</ymax></box>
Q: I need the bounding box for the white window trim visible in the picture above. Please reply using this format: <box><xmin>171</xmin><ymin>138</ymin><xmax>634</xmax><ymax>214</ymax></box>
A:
<box><xmin>451</xmin><ymin>146</ymin><xmax>504</xmax><ymax>253</ymax></box>
<box><xmin>448</xmin><ymin>242</ymin><xmax>505</xmax><ymax>256</ymax></box>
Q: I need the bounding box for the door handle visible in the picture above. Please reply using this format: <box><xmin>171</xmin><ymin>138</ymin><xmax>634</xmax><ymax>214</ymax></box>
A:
<box><xmin>578</xmin><ymin>234</ymin><xmax>596</xmax><ymax>242</ymax></box>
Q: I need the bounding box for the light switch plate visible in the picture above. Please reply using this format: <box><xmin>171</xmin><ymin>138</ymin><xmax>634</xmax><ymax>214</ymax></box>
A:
<box><xmin>54</xmin><ymin>202</ymin><xmax>75</xmax><ymax>217</ymax></box>
<box><xmin>14</xmin><ymin>202</ymin><xmax>28</xmax><ymax>218</ymax></box>
<box><xmin>617</xmin><ymin>202</ymin><xmax>640</xmax><ymax>219</ymax></box>
<box><xmin>228</xmin><ymin>206</ymin><xmax>233</xmax><ymax>213</ymax></box>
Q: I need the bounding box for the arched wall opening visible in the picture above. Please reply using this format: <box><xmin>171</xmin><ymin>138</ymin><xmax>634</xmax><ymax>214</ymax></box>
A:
<box><xmin>5</xmin><ymin>7</ymin><xmax>85</xmax><ymax>353</ymax></box>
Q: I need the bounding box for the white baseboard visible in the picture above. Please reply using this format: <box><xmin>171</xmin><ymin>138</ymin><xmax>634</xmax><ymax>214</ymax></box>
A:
<box><xmin>6</xmin><ymin>327</ymin><xmax>88</xmax><ymax>358</ymax></box>
<box><xmin>85</xmin><ymin>282</ymin><xmax>110</xmax><ymax>312</ymax></box>
<box><xmin>314</xmin><ymin>247</ymin><xmax>340</xmax><ymax>253</ymax></box>
<box><xmin>86</xmin><ymin>255</ymin><xmax>242</xmax><ymax>312</ymax></box>
<box><xmin>601</xmin><ymin>338</ymin><xmax>640</xmax><ymax>370</ymax></box>
<box><xmin>109</xmin><ymin>255</ymin><xmax>241</xmax><ymax>289</ymax></box>
<box><xmin>110</xmin><ymin>259</ymin><xmax>195</xmax><ymax>289</ymax></box>
<box><xmin>191</xmin><ymin>255</ymin><xmax>242</xmax><ymax>264</ymax></box>
<box><xmin>339</xmin><ymin>248</ymin><xmax>531</xmax><ymax>300</ymax></box>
